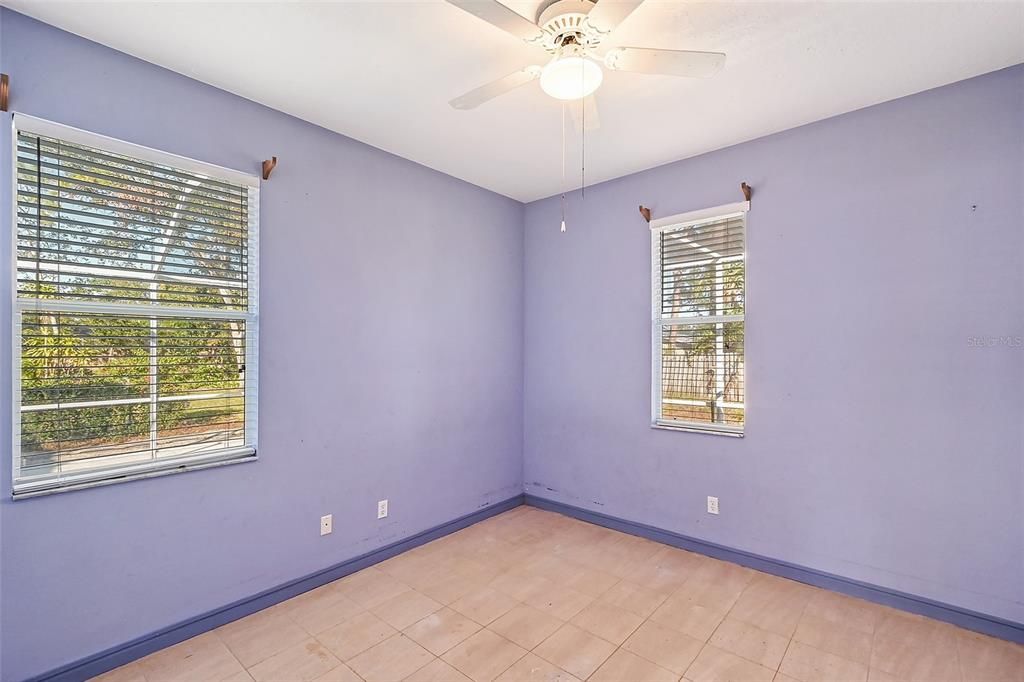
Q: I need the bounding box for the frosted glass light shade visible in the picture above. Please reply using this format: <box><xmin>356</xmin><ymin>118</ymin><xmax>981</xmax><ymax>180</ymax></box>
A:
<box><xmin>540</xmin><ymin>56</ymin><xmax>603</xmax><ymax>100</ymax></box>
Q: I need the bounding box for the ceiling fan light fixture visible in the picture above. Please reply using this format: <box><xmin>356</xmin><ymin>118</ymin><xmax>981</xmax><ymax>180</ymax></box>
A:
<box><xmin>540</xmin><ymin>55</ymin><xmax>603</xmax><ymax>100</ymax></box>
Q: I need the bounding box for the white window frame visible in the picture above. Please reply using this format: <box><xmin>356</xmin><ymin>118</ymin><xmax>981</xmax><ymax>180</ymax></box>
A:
<box><xmin>651</xmin><ymin>200</ymin><xmax>748</xmax><ymax>437</ymax></box>
<box><xmin>10</xmin><ymin>114</ymin><xmax>260</xmax><ymax>498</ymax></box>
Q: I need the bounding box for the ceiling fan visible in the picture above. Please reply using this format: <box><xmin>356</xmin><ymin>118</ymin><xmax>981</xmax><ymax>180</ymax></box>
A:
<box><xmin>444</xmin><ymin>0</ymin><xmax>726</xmax><ymax>122</ymax></box>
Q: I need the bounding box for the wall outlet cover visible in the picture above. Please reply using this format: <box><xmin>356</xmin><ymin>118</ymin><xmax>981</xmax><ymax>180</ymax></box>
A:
<box><xmin>377</xmin><ymin>499</ymin><xmax>388</xmax><ymax>519</ymax></box>
<box><xmin>320</xmin><ymin>514</ymin><xmax>333</xmax><ymax>535</ymax></box>
<box><xmin>707</xmin><ymin>496</ymin><xmax>720</xmax><ymax>515</ymax></box>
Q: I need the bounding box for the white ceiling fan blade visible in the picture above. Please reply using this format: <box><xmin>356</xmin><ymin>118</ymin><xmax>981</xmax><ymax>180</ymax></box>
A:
<box><xmin>444</xmin><ymin>0</ymin><xmax>546</xmax><ymax>44</ymax></box>
<box><xmin>569</xmin><ymin>95</ymin><xmax>600</xmax><ymax>132</ymax></box>
<box><xmin>604</xmin><ymin>47</ymin><xmax>726</xmax><ymax>78</ymax></box>
<box><xmin>449</xmin><ymin>66</ymin><xmax>542</xmax><ymax>109</ymax></box>
<box><xmin>584</xmin><ymin>0</ymin><xmax>645</xmax><ymax>36</ymax></box>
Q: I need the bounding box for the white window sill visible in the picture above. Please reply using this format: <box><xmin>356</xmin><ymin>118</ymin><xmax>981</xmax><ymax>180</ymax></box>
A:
<box><xmin>651</xmin><ymin>421</ymin><xmax>744</xmax><ymax>438</ymax></box>
<box><xmin>12</xmin><ymin>450</ymin><xmax>257</xmax><ymax>500</ymax></box>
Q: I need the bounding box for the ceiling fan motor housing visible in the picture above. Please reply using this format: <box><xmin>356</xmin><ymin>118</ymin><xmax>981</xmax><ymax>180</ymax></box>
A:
<box><xmin>537</xmin><ymin>0</ymin><xmax>603</xmax><ymax>52</ymax></box>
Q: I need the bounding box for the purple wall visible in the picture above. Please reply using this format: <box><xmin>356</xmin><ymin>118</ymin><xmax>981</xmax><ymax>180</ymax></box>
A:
<box><xmin>0</xmin><ymin>11</ymin><xmax>523</xmax><ymax>681</ymax></box>
<box><xmin>523</xmin><ymin>64</ymin><xmax>1024</xmax><ymax>625</ymax></box>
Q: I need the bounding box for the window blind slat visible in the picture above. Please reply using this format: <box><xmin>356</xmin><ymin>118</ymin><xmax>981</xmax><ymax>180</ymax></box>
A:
<box><xmin>18</xmin><ymin>202</ymin><xmax>249</xmax><ymax>243</ymax></box>
<box><xmin>16</xmin><ymin>187</ymin><xmax>249</xmax><ymax>236</ymax></box>
<box><xmin>18</xmin><ymin>133</ymin><xmax>247</xmax><ymax>196</ymax></box>
<box><xmin>19</xmin><ymin>165</ymin><xmax>248</xmax><ymax>220</ymax></box>
<box><xmin>21</xmin><ymin>212</ymin><xmax>250</xmax><ymax>251</ymax></box>
<box><xmin>19</xmin><ymin>247</ymin><xmax>246</xmax><ymax>278</ymax></box>
<box><xmin>20</xmin><ymin>236</ymin><xmax>248</xmax><ymax>269</ymax></box>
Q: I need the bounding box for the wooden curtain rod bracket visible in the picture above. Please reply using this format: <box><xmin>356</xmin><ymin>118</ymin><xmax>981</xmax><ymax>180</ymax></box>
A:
<box><xmin>643</xmin><ymin>185</ymin><xmax>749</xmax><ymax>225</ymax></box>
<box><xmin>0</xmin><ymin>74</ymin><xmax>9</xmax><ymax>113</ymax></box>
<box><xmin>262</xmin><ymin>156</ymin><xmax>277</xmax><ymax>181</ymax></box>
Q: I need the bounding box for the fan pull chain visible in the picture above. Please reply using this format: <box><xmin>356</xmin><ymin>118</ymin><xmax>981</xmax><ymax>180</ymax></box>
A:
<box><xmin>580</xmin><ymin>63</ymin><xmax>586</xmax><ymax>200</ymax></box>
<box><xmin>560</xmin><ymin>101</ymin><xmax>566</xmax><ymax>233</ymax></box>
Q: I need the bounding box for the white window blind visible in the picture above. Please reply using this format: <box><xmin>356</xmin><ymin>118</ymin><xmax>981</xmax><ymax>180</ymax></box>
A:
<box><xmin>651</xmin><ymin>203</ymin><xmax>746</xmax><ymax>436</ymax></box>
<box><xmin>12</xmin><ymin>115</ymin><xmax>259</xmax><ymax>497</ymax></box>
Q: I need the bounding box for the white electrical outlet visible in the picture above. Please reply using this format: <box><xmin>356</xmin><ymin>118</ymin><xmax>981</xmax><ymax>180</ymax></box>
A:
<box><xmin>707</xmin><ymin>496</ymin><xmax>720</xmax><ymax>515</ymax></box>
<box><xmin>320</xmin><ymin>514</ymin><xmax>333</xmax><ymax>536</ymax></box>
<box><xmin>377</xmin><ymin>499</ymin><xmax>388</xmax><ymax>519</ymax></box>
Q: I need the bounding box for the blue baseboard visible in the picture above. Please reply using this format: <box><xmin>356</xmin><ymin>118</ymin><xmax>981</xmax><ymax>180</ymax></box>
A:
<box><xmin>524</xmin><ymin>494</ymin><xmax>1024</xmax><ymax>645</ymax></box>
<box><xmin>30</xmin><ymin>494</ymin><xmax>525</xmax><ymax>682</ymax></box>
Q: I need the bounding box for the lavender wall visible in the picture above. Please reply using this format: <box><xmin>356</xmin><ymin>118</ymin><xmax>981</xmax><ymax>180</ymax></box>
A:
<box><xmin>0</xmin><ymin>11</ymin><xmax>523</xmax><ymax>681</ymax></box>
<box><xmin>524</xmin><ymin>65</ymin><xmax>1024</xmax><ymax>625</ymax></box>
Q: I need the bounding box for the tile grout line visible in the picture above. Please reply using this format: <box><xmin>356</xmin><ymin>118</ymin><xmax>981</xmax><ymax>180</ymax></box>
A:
<box><xmin>483</xmin><ymin>629</ymin><xmax>531</xmax><ymax>682</ymax></box>
<box><xmin>571</xmin><ymin>568</ymin><xmax>647</xmax><ymax>678</ymax></box>
<box><xmin>679</xmin><ymin>564</ymin><xmax>752</xmax><ymax>680</ymax></box>
<box><xmin>210</xmin><ymin>628</ymin><xmax>250</xmax><ymax>680</ymax></box>
<box><xmin>779</xmin><ymin>588</ymin><xmax>814</xmax><ymax>675</ymax></box>
<box><xmin>300</xmin><ymin>577</ymin><xmax>420</xmax><ymax>681</ymax></box>
<box><xmin>575</xmin><ymin>554</ymin><xmax>675</xmax><ymax>680</ymax></box>
<box><xmin>769</xmin><ymin>592</ymin><xmax>813</xmax><ymax>681</ymax></box>
<box><xmin>952</xmin><ymin>627</ymin><xmax>966</xmax><ymax>682</ymax></box>
<box><xmin>597</xmin><ymin>558</ymin><xmax>742</xmax><ymax>680</ymax></box>
<box><xmin>866</xmin><ymin>602</ymin><xmax>881</xmax><ymax>682</ymax></box>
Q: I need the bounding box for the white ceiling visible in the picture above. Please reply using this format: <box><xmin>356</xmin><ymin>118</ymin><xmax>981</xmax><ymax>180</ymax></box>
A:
<box><xmin>4</xmin><ymin>1</ymin><xmax>1023</xmax><ymax>202</ymax></box>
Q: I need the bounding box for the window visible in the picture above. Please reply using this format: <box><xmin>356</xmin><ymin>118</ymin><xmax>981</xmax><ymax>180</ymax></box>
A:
<box><xmin>651</xmin><ymin>202</ymin><xmax>746</xmax><ymax>436</ymax></box>
<box><xmin>12</xmin><ymin>115</ymin><xmax>259</xmax><ymax>497</ymax></box>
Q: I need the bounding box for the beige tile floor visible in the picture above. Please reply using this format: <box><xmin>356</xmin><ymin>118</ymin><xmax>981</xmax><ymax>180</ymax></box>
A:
<box><xmin>95</xmin><ymin>506</ymin><xmax>1023</xmax><ymax>682</ymax></box>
